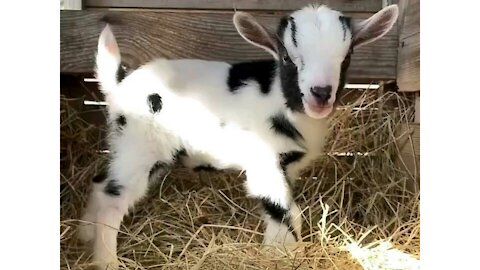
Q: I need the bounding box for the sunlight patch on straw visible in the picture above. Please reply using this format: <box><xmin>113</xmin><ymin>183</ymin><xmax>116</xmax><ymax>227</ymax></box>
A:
<box><xmin>343</xmin><ymin>240</ymin><xmax>420</xmax><ymax>270</ymax></box>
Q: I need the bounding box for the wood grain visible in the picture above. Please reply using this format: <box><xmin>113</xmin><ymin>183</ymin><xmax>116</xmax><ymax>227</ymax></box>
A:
<box><xmin>397</xmin><ymin>0</ymin><xmax>419</xmax><ymax>92</ymax></box>
<box><xmin>60</xmin><ymin>10</ymin><xmax>398</xmax><ymax>81</ymax></box>
<box><xmin>399</xmin><ymin>0</ymin><xmax>419</xmax><ymax>40</ymax></box>
<box><xmin>397</xmin><ymin>32</ymin><xmax>419</xmax><ymax>91</ymax></box>
<box><xmin>84</xmin><ymin>0</ymin><xmax>382</xmax><ymax>12</ymax></box>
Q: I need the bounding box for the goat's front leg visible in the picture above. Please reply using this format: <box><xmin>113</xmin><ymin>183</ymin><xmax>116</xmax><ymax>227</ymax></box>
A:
<box><xmin>243</xmin><ymin>152</ymin><xmax>302</xmax><ymax>249</ymax></box>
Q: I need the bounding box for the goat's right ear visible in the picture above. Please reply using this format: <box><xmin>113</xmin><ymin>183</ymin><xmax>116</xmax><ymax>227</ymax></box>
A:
<box><xmin>98</xmin><ymin>24</ymin><xmax>120</xmax><ymax>62</ymax></box>
<box><xmin>233</xmin><ymin>12</ymin><xmax>279</xmax><ymax>59</ymax></box>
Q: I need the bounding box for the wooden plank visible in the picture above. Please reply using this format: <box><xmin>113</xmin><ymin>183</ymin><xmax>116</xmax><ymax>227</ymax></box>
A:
<box><xmin>397</xmin><ymin>0</ymin><xmax>408</xmax><ymax>33</ymax></box>
<box><xmin>60</xmin><ymin>10</ymin><xmax>398</xmax><ymax>81</ymax></box>
<box><xmin>62</xmin><ymin>0</ymin><xmax>83</xmax><ymax>10</ymax></box>
<box><xmin>397</xmin><ymin>32</ymin><xmax>419</xmax><ymax>91</ymax></box>
<box><xmin>84</xmin><ymin>0</ymin><xmax>382</xmax><ymax>12</ymax></box>
<box><xmin>399</xmin><ymin>0</ymin><xmax>419</xmax><ymax>40</ymax></box>
<box><xmin>397</xmin><ymin>0</ymin><xmax>419</xmax><ymax>92</ymax></box>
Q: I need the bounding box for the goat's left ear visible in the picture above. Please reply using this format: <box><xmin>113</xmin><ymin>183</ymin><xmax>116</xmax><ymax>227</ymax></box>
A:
<box><xmin>233</xmin><ymin>12</ymin><xmax>279</xmax><ymax>59</ymax></box>
<box><xmin>351</xmin><ymin>4</ymin><xmax>399</xmax><ymax>48</ymax></box>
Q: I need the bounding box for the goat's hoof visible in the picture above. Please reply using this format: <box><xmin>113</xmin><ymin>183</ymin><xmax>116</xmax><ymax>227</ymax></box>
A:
<box><xmin>262</xmin><ymin>232</ymin><xmax>302</xmax><ymax>254</ymax></box>
<box><xmin>93</xmin><ymin>256</ymin><xmax>119</xmax><ymax>270</ymax></box>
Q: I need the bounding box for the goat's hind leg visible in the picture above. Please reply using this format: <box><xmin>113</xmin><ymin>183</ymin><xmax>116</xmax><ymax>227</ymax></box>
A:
<box><xmin>79</xmin><ymin>135</ymin><xmax>177</xmax><ymax>269</ymax></box>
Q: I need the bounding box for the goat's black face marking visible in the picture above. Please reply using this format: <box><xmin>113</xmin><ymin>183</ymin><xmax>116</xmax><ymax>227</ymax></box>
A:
<box><xmin>115</xmin><ymin>114</ymin><xmax>127</xmax><ymax>128</ymax></box>
<box><xmin>147</xmin><ymin>93</ymin><xmax>163</xmax><ymax>114</ymax></box>
<box><xmin>104</xmin><ymin>179</ymin><xmax>123</xmax><ymax>196</ymax></box>
<box><xmin>289</xmin><ymin>17</ymin><xmax>298</xmax><ymax>47</ymax></box>
<box><xmin>338</xmin><ymin>46</ymin><xmax>354</xmax><ymax>92</ymax></box>
<box><xmin>116</xmin><ymin>64</ymin><xmax>127</xmax><ymax>83</ymax></box>
<box><xmin>338</xmin><ymin>16</ymin><xmax>351</xmax><ymax>41</ymax></box>
<box><xmin>276</xmin><ymin>17</ymin><xmax>304</xmax><ymax>113</ymax></box>
<box><xmin>270</xmin><ymin>113</ymin><xmax>303</xmax><ymax>142</ymax></box>
<box><xmin>92</xmin><ymin>172</ymin><xmax>107</xmax><ymax>184</ymax></box>
<box><xmin>279</xmin><ymin>151</ymin><xmax>305</xmax><ymax>172</ymax></box>
<box><xmin>227</xmin><ymin>61</ymin><xmax>275</xmax><ymax>95</ymax></box>
<box><xmin>336</xmin><ymin>16</ymin><xmax>354</xmax><ymax>92</ymax></box>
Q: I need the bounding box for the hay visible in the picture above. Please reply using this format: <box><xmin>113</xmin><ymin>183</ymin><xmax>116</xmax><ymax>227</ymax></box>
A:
<box><xmin>60</xmin><ymin>90</ymin><xmax>419</xmax><ymax>270</ymax></box>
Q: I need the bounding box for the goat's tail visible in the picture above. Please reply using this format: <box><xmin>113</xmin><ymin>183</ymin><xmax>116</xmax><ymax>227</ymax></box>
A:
<box><xmin>95</xmin><ymin>24</ymin><xmax>122</xmax><ymax>94</ymax></box>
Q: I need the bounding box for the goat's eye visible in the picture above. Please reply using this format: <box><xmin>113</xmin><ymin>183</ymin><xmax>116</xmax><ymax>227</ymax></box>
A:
<box><xmin>282</xmin><ymin>55</ymin><xmax>290</xmax><ymax>64</ymax></box>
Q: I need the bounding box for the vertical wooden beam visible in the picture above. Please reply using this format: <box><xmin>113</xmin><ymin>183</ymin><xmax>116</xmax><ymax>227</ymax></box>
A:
<box><xmin>414</xmin><ymin>94</ymin><xmax>420</xmax><ymax>123</ymax></box>
<box><xmin>397</xmin><ymin>0</ymin><xmax>419</xmax><ymax>92</ymax></box>
<box><xmin>395</xmin><ymin>0</ymin><xmax>420</xmax><ymax>191</ymax></box>
<box><xmin>62</xmin><ymin>0</ymin><xmax>83</xmax><ymax>10</ymax></box>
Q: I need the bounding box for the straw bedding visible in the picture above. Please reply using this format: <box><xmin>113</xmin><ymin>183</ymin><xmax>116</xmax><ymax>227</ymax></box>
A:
<box><xmin>60</xmin><ymin>89</ymin><xmax>420</xmax><ymax>270</ymax></box>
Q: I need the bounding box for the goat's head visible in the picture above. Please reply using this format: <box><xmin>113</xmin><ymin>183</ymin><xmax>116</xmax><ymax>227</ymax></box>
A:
<box><xmin>234</xmin><ymin>5</ymin><xmax>398</xmax><ymax>119</ymax></box>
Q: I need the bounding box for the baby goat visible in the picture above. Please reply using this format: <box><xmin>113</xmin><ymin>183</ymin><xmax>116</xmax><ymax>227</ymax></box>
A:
<box><xmin>79</xmin><ymin>4</ymin><xmax>399</xmax><ymax>269</ymax></box>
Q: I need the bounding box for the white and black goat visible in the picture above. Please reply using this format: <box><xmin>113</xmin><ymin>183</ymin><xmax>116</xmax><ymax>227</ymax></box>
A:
<box><xmin>79</xmin><ymin>4</ymin><xmax>399</xmax><ymax>269</ymax></box>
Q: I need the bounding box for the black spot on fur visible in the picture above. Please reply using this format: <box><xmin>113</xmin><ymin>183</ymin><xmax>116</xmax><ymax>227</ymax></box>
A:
<box><xmin>279</xmin><ymin>151</ymin><xmax>305</xmax><ymax>172</ymax></box>
<box><xmin>116</xmin><ymin>64</ymin><xmax>126</xmax><ymax>83</ymax></box>
<box><xmin>147</xmin><ymin>93</ymin><xmax>162</xmax><ymax>114</ymax></box>
<box><xmin>116</xmin><ymin>114</ymin><xmax>126</xmax><ymax>127</ymax></box>
<box><xmin>104</xmin><ymin>180</ymin><xmax>123</xmax><ymax>196</ymax></box>
<box><xmin>175</xmin><ymin>148</ymin><xmax>187</xmax><ymax>158</ymax></box>
<box><xmin>261</xmin><ymin>198</ymin><xmax>299</xmax><ymax>241</ymax></box>
<box><xmin>339</xmin><ymin>16</ymin><xmax>352</xmax><ymax>41</ymax></box>
<box><xmin>270</xmin><ymin>113</ymin><xmax>303</xmax><ymax>142</ymax></box>
<box><xmin>149</xmin><ymin>161</ymin><xmax>169</xmax><ymax>181</ymax></box>
<box><xmin>227</xmin><ymin>61</ymin><xmax>276</xmax><ymax>94</ymax></box>
<box><xmin>193</xmin><ymin>165</ymin><xmax>218</xmax><ymax>172</ymax></box>
<box><xmin>261</xmin><ymin>197</ymin><xmax>297</xmax><ymax>241</ymax></box>
<box><xmin>92</xmin><ymin>172</ymin><xmax>107</xmax><ymax>183</ymax></box>
<box><xmin>289</xmin><ymin>17</ymin><xmax>298</xmax><ymax>47</ymax></box>
<box><xmin>261</xmin><ymin>198</ymin><xmax>289</xmax><ymax>223</ymax></box>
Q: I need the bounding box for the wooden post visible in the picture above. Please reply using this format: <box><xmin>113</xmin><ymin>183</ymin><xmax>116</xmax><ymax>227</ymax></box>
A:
<box><xmin>62</xmin><ymin>0</ymin><xmax>83</xmax><ymax>10</ymax></box>
<box><xmin>395</xmin><ymin>0</ymin><xmax>420</xmax><ymax>191</ymax></box>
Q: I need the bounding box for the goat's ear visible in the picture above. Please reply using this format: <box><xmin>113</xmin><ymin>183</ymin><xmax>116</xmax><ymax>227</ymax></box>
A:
<box><xmin>98</xmin><ymin>24</ymin><xmax>120</xmax><ymax>61</ymax></box>
<box><xmin>233</xmin><ymin>12</ymin><xmax>279</xmax><ymax>59</ymax></box>
<box><xmin>351</xmin><ymin>4</ymin><xmax>399</xmax><ymax>48</ymax></box>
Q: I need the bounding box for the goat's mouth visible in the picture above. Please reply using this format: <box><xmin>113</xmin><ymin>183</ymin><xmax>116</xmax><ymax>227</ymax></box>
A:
<box><xmin>304</xmin><ymin>99</ymin><xmax>334</xmax><ymax>119</ymax></box>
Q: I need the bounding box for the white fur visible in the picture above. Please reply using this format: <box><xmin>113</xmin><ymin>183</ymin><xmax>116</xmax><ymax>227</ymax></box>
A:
<box><xmin>79</xmin><ymin>5</ymin><xmax>399</xmax><ymax>269</ymax></box>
